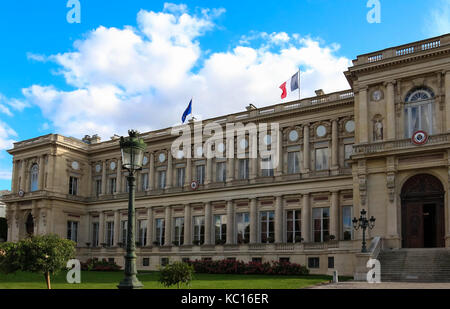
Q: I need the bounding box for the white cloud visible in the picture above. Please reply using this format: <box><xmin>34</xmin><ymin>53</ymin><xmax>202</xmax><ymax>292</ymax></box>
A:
<box><xmin>425</xmin><ymin>0</ymin><xmax>450</xmax><ymax>36</ymax></box>
<box><xmin>0</xmin><ymin>170</ymin><xmax>12</xmax><ymax>180</ymax></box>
<box><xmin>21</xmin><ymin>3</ymin><xmax>351</xmax><ymax>140</ymax></box>
<box><xmin>0</xmin><ymin>121</ymin><xmax>17</xmax><ymax>152</ymax></box>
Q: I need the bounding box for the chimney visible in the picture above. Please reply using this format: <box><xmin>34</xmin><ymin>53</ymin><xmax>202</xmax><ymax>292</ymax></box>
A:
<box><xmin>315</xmin><ymin>89</ymin><xmax>325</xmax><ymax>96</ymax></box>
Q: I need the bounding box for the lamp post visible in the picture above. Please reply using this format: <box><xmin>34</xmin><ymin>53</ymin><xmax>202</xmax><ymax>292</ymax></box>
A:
<box><xmin>118</xmin><ymin>130</ymin><xmax>147</xmax><ymax>289</ymax></box>
<box><xmin>352</xmin><ymin>209</ymin><xmax>376</xmax><ymax>253</ymax></box>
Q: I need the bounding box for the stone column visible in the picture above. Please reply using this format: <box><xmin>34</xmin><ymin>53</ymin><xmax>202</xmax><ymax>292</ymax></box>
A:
<box><xmin>38</xmin><ymin>155</ymin><xmax>45</xmax><ymax>190</ymax></box>
<box><xmin>101</xmin><ymin>161</ymin><xmax>107</xmax><ymax>195</ymax></box>
<box><xmin>87</xmin><ymin>163</ymin><xmax>92</xmax><ymax>197</ymax></box>
<box><xmin>301</xmin><ymin>194</ymin><xmax>310</xmax><ymax>242</ymax></box>
<box><xmin>204</xmin><ymin>202</ymin><xmax>212</xmax><ymax>245</ymax></box>
<box><xmin>226</xmin><ymin>200</ymin><xmax>234</xmax><ymax>245</ymax></box>
<box><xmin>445</xmin><ymin>71</ymin><xmax>450</xmax><ymax>132</ymax></box>
<box><xmin>46</xmin><ymin>155</ymin><xmax>55</xmax><ymax>191</ymax></box>
<box><xmin>359</xmin><ymin>87</ymin><xmax>369</xmax><ymax>143</ymax></box>
<box><xmin>19</xmin><ymin>160</ymin><xmax>26</xmax><ymax>191</ymax></box>
<box><xmin>249</xmin><ymin>198</ymin><xmax>258</xmax><ymax>244</ymax></box>
<box><xmin>226</xmin><ymin>158</ymin><xmax>234</xmax><ymax>184</ymax></box>
<box><xmin>303</xmin><ymin>125</ymin><xmax>310</xmax><ymax>172</ymax></box>
<box><xmin>11</xmin><ymin>160</ymin><xmax>18</xmax><ymax>193</ymax></box>
<box><xmin>331</xmin><ymin>120</ymin><xmax>339</xmax><ymax>171</ymax></box>
<box><xmin>183</xmin><ymin>204</ymin><xmax>192</xmax><ymax>246</ymax></box>
<box><xmin>113</xmin><ymin>210</ymin><xmax>120</xmax><ymax>247</ymax></box>
<box><xmin>250</xmin><ymin>157</ymin><xmax>257</xmax><ymax>180</ymax></box>
<box><xmin>205</xmin><ymin>158</ymin><xmax>212</xmax><ymax>185</ymax></box>
<box><xmin>146</xmin><ymin>207</ymin><xmax>153</xmax><ymax>247</ymax></box>
<box><xmin>166</xmin><ymin>153</ymin><xmax>172</xmax><ymax>189</ymax></box>
<box><xmin>274</xmin><ymin>195</ymin><xmax>283</xmax><ymax>243</ymax></box>
<box><xmin>185</xmin><ymin>157</ymin><xmax>192</xmax><ymax>188</ymax></box>
<box><xmin>275</xmin><ymin>129</ymin><xmax>283</xmax><ymax>177</ymax></box>
<box><xmin>149</xmin><ymin>152</ymin><xmax>155</xmax><ymax>190</ymax></box>
<box><xmin>330</xmin><ymin>191</ymin><xmax>339</xmax><ymax>239</ymax></box>
<box><xmin>386</xmin><ymin>81</ymin><xmax>396</xmax><ymax>140</ymax></box>
<box><xmin>164</xmin><ymin>206</ymin><xmax>172</xmax><ymax>246</ymax></box>
<box><xmin>116</xmin><ymin>159</ymin><xmax>122</xmax><ymax>193</ymax></box>
<box><xmin>98</xmin><ymin>211</ymin><xmax>105</xmax><ymax>245</ymax></box>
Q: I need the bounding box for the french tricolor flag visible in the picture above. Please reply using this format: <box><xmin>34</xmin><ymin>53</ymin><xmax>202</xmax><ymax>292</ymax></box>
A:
<box><xmin>279</xmin><ymin>71</ymin><xmax>300</xmax><ymax>100</ymax></box>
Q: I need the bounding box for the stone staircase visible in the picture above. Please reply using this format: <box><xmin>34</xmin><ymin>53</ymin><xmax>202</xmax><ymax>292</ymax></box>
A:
<box><xmin>378</xmin><ymin>248</ymin><xmax>450</xmax><ymax>282</ymax></box>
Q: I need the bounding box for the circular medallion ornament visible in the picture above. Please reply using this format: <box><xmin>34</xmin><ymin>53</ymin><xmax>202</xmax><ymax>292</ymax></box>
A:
<box><xmin>18</xmin><ymin>190</ymin><xmax>25</xmax><ymax>197</ymax></box>
<box><xmin>142</xmin><ymin>156</ymin><xmax>148</xmax><ymax>166</ymax></box>
<box><xmin>190</xmin><ymin>181</ymin><xmax>199</xmax><ymax>190</ymax></box>
<box><xmin>158</xmin><ymin>153</ymin><xmax>166</xmax><ymax>163</ymax></box>
<box><xmin>372</xmin><ymin>90</ymin><xmax>383</xmax><ymax>102</ymax></box>
<box><xmin>411</xmin><ymin>131</ymin><xmax>428</xmax><ymax>145</ymax></box>
<box><xmin>110</xmin><ymin>162</ymin><xmax>116</xmax><ymax>171</ymax></box>
<box><xmin>95</xmin><ymin>164</ymin><xmax>101</xmax><ymax>173</ymax></box>
<box><xmin>316</xmin><ymin>125</ymin><xmax>327</xmax><ymax>137</ymax></box>
<box><xmin>71</xmin><ymin>161</ymin><xmax>79</xmax><ymax>170</ymax></box>
<box><xmin>289</xmin><ymin>130</ymin><xmax>299</xmax><ymax>142</ymax></box>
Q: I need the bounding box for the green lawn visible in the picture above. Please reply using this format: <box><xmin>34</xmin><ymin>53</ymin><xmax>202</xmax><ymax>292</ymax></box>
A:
<box><xmin>0</xmin><ymin>271</ymin><xmax>335</xmax><ymax>289</ymax></box>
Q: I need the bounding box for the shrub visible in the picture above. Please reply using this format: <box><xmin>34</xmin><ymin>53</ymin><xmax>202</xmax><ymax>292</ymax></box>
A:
<box><xmin>188</xmin><ymin>259</ymin><xmax>309</xmax><ymax>276</ymax></box>
<box><xmin>80</xmin><ymin>258</ymin><xmax>121</xmax><ymax>271</ymax></box>
<box><xmin>159</xmin><ymin>262</ymin><xmax>194</xmax><ymax>288</ymax></box>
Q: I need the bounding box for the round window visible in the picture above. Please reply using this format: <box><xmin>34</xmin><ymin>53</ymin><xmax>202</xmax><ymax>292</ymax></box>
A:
<box><xmin>142</xmin><ymin>156</ymin><xmax>148</xmax><ymax>165</ymax></box>
<box><xmin>72</xmin><ymin>161</ymin><xmax>79</xmax><ymax>170</ymax></box>
<box><xmin>110</xmin><ymin>161</ymin><xmax>116</xmax><ymax>170</ymax></box>
<box><xmin>95</xmin><ymin>164</ymin><xmax>101</xmax><ymax>173</ymax></box>
<box><xmin>239</xmin><ymin>139</ymin><xmax>248</xmax><ymax>149</ymax></box>
<box><xmin>316</xmin><ymin>125</ymin><xmax>327</xmax><ymax>137</ymax></box>
<box><xmin>158</xmin><ymin>153</ymin><xmax>166</xmax><ymax>163</ymax></box>
<box><xmin>289</xmin><ymin>130</ymin><xmax>299</xmax><ymax>142</ymax></box>
<box><xmin>345</xmin><ymin>120</ymin><xmax>355</xmax><ymax>133</ymax></box>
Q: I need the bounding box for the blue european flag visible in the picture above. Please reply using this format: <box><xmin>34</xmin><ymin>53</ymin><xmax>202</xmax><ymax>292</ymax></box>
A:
<box><xmin>182</xmin><ymin>99</ymin><xmax>192</xmax><ymax>123</ymax></box>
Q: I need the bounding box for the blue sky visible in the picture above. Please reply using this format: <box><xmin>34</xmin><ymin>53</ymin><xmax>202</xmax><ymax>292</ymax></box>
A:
<box><xmin>0</xmin><ymin>0</ymin><xmax>448</xmax><ymax>190</ymax></box>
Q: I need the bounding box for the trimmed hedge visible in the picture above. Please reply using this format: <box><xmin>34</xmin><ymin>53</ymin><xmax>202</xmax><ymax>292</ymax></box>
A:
<box><xmin>188</xmin><ymin>259</ymin><xmax>309</xmax><ymax>276</ymax></box>
<box><xmin>81</xmin><ymin>258</ymin><xmax>121</xmax><ymax>271</ymax></box>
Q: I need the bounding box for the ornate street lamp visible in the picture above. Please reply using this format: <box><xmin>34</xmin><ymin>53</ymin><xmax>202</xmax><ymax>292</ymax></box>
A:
<box><xmin>352</xmin><ymin>209</ymin><xmax>376</xmax><ymax>253</ymax></box>
<box><xmin>118</xmin><ymin>130</ymin><xmax>147</xmax><ymax>289</ymax></box>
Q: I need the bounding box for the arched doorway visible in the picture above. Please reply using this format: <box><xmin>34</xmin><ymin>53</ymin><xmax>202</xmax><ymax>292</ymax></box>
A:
<box><xmin>401</xmin><ymin>174</ymin><xmax>445</xmax><ymax>248</ymax></box>
<box><xmin>25</xmin><ymin>213</ymin><xmax>34</xmax><ymax>236</ymax></box>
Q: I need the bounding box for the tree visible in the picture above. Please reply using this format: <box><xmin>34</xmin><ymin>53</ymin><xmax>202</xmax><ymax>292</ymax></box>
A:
<box><xmin>159</xmin><ymin>262</ymin><xmax>194</xmax><ymax>289</ymax></box>
<box><xmin>0</xmin><ymin>234</ymin><xmax>76</xmax><ymax>289</ymax></box>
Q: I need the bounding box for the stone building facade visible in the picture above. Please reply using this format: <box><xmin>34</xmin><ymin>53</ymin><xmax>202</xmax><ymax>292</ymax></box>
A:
<box><xmin>3</xmin><ymin>34</ymin><xmax>450</xmax><ymax>276</ymax></box>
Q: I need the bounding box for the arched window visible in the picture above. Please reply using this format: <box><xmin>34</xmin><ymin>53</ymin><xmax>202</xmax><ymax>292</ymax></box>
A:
<box><xmin>404</xmin><ymin>87</ymin><xmax>434</xmax><ymax>138</ymax></box>
<box><xmin>30</xmin><ymin>164</ymin><xmax>39</xmax><ymax>192</ymax></box>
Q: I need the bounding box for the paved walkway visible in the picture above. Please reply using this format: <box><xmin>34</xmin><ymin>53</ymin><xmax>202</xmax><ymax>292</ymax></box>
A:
<box><xmin>309</xmin><ymin>281</ymin><xmax>450</xmax><ymax>289</ymax></box>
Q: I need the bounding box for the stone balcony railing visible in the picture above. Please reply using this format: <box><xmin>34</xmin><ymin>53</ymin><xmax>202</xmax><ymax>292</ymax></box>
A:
<box><xmin>353</xmin><ymin>132</ymin><xmax>450</xmax><ymax>156</ymax></box>
<box><xmin>78</xmin><ymin>240</ymin><xmax>354</xmax><ymax>256</ymax></box>
<box><xmin>354</xmin><ymin>34</ymin><xmax>450</xmax><ymax>66</ymax></box>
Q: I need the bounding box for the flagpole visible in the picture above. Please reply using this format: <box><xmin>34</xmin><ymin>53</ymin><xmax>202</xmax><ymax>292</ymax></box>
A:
<box><xmin>298</xmin><ymin>69</ymin><xmax>301</xmax><ymax>100</ymax></box>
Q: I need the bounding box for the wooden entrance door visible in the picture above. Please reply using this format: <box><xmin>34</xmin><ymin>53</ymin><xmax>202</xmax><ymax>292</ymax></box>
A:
<box><xmin>404</xmin><ymin>202</ymin><xmax>424</xmax><ymax>248</ymax></box>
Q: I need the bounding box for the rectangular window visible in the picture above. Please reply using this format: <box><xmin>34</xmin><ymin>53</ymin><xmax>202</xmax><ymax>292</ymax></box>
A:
<box><xmin>143</xmin><ymin>258</ymin><xmax>150</xmax><ymax>267</ymax></box>
<box><xmin>182</xmin><ymin>258</ymin><xmax>190</xmax><ymax>263</ymax></box>
<box><xmin>260</xmin><ymin>211</ymin><xmax>275</xmax><ymax>243</ymax></box>
<box><xmin>236</xmin><ymin>212</ymin><xmax>250</xmax><ymax>244</ymax></box>
<box><xmin>67</xmin><ymin>221</ymin><xmax>78</xmax><ymax>242</ymax></box>
<box><xmin>286</xmin><ymin>210</ymin><xmax>301</xmax><ymax>243</ymax></box>
<box><xmin>193</xmin><ymin>216</ymin><xmax>205</xmax><ymax>245</ymax></box>
<box><xmin>216</xmin><ymin>162</ymin><xmax>226</xmax><ymax>182</ymax></box>
<box><xmin>155</xmin><ymin>218</ymin><xmax>165</xmax><ymax>246</ymax></box>
<box><xmin>69</xmin><ymin>176</ymin><xmax>78</xmax><ymax>195</ymax></box>
<box><xmin>214</xmin><ymin>215</ymin><xmax>227</xmax><ymax>244</ymax></box>
<box><xmin>158</xmin><ymin>171</ymin><xmax>166</xmax><ymax>189</ymax></box>
<box><xmin>287</xmin><ymin>152</ymin><xmax>300</xmax><ymax>174</ymax></box>
<box><xmin>342</xmin><ymin>206</ymin><xmax>353</xmax><ymax>241</ymax></box>
<box><xmin>141</xmin><ymin>173</ymin><xmax>149</xmax><ymax>191</ymax></box>
<box><xmin>252</xmin><ymin>257</ymin><xmax>262</xmax><ymax>263</ymax></box>
<box><xmin>328</xmin><ymin>257</ymin><xmax>335</xmax><ymax>269</ymax></box>
<box><xmin>239</xmin><ymin>159</ymin><xmax>249</xmax><ymax>180</ymax></box>
<box><xmin>196</xmin><ymin>165</ymin><xmax>205</xmax><ymax>185</ymax></box>
<box><xmin>312</xmin><ymin>207</ymin><xmax>330</xmax><ymax>242</ymax></box>
<box><xmin>138</xmin><ymin>220</ymin><xmax>147</xmax><ymax>246</ymax></box>
<box><xmin>160</xmin><ymin>258</ymin><xmax>169</xmax><ymax>267</ymax></box>
<box><xmin>120</xmin><ymin>220</ymin><xmax>127</xmax><ymax>246</ymax></box>
<box><xmin>92</xmin><ymin>222</ymin><xmax>99</xmax><ymax>247</ymax></box>
<box><xmin>173</xmin><ymin>217</ymin><xmax>184</xmax><ymax>246</ymax></box>
<box><xmin>315</xmin><ymin>148</ymin><xmax>329</xmax><ymax>171</ymax></box>
<box><xmin>176</xmin><ymin>168</ymin><xmax>185</xmax><ymax>187</ymax></box>
<box><xmin>95</xmin><ymin>180</ymin><xmax>102</xmax><ymax>197</ymax></box>
<box><xmin>279</xmin><ymin>257</ymin><xmax>290</xmax><ymax>263</ymax></box>
<box><xmin>308</xmin><ymin>257</ymin><xmax>320</xmax><ymax>268</ymax></box>
<box><xmin>109</xmin><ymin>177</ymin><xmax>116</xmax><ymax>194</ymax></box>
<box><xmin>106</xmin><ymin>221</ymin><xmax>114</xmax><ymax>247</ymax></box>
<box><xmin>261</xmin><ymin>156</ymin><xmax>274</xmax><ymax>177</ymax></box>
